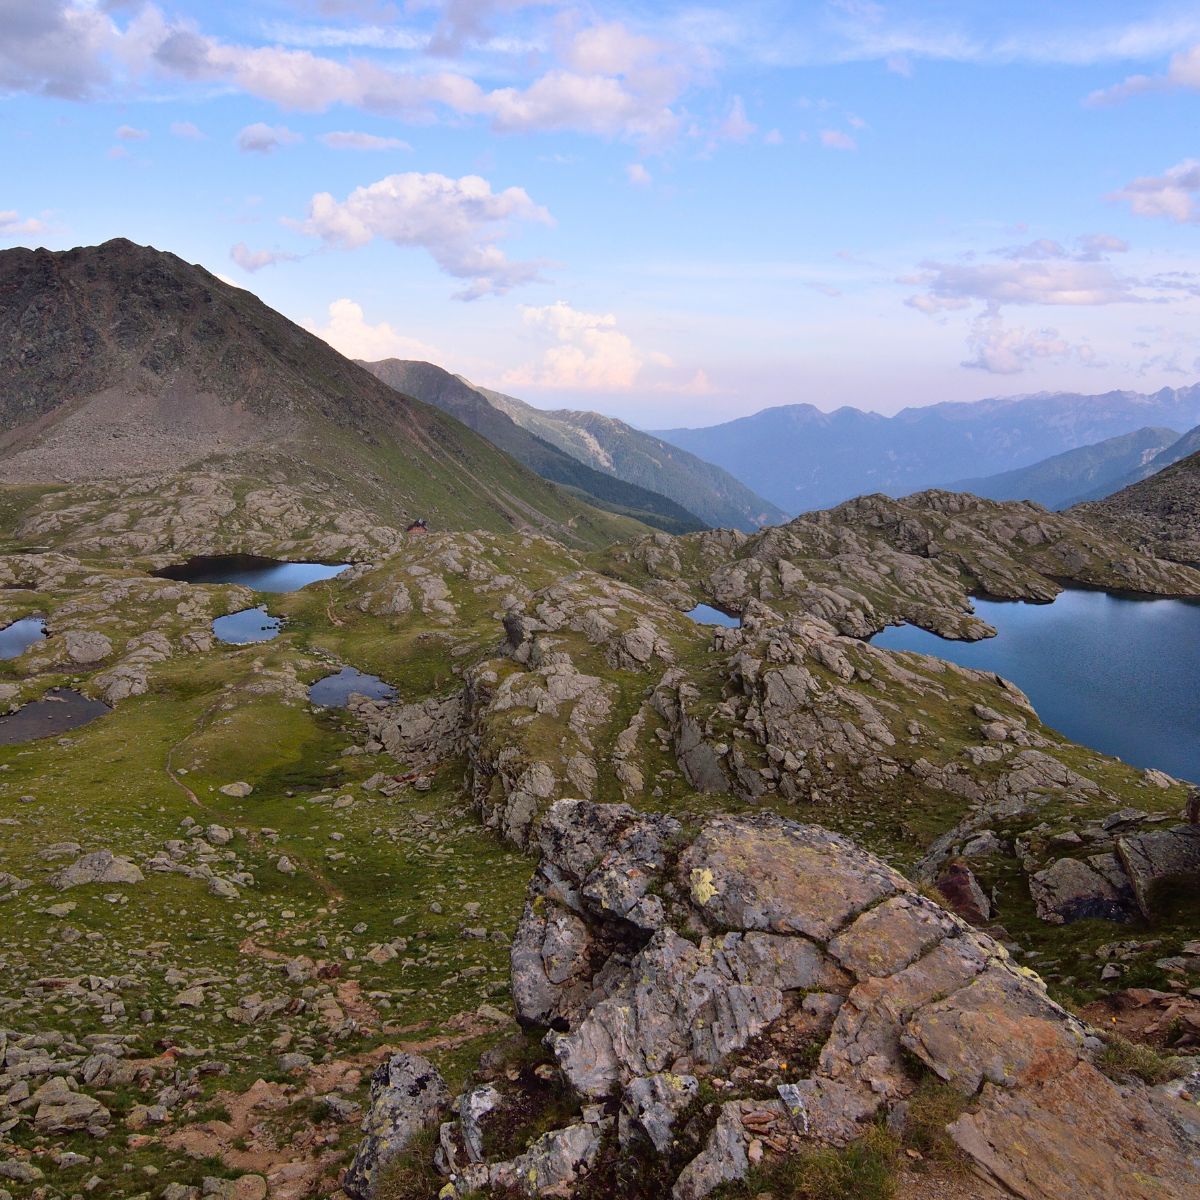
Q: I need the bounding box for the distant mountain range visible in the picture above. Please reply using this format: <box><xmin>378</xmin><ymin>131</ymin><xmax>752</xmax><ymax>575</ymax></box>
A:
<box><xmin>653</xmin><ymin>386</ymin><xmax>1200</xmax><ymax>515</ymax></box>
<box><xmin>361</xmin><ymin>360</ymin><xmax>786</xmax><ymax>532</ymax></box>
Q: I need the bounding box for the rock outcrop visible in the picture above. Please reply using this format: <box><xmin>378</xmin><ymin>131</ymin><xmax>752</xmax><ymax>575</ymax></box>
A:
<box><xmin>430</xmin><ymin>801</ymin><xmax>1200</xmax><ymax>1199</ymax></box>
<box><xmin>343</xmin><ymin>1053</ymin><xmax>449</xmax><ymax>1199</ymax></box>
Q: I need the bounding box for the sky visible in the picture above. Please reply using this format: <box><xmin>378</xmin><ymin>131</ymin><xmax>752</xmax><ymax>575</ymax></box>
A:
<box><xmin>4</xmin><ymin>1</ymin><xmax>1200</xmax><ymax>427</ymax></box>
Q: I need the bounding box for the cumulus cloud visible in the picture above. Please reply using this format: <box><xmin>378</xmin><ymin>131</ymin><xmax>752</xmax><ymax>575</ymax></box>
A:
<box><xmin>820</xmin><ymin>129</ymin><xmax>857</xmax><ymax>150</ymax></box>
<box><xmin>236</xmin><ymin>122</ymin><xmax>303</xmax><ymax>153</ymax></box>
<box><xmin>1110</xmin><ymin>159</ymin><xmax>1200</xmax><ymax>224</ymax></box>
<box><xmin>319</xmin><ymin>130</ymin><xmax>411</xmax><ymax>150</ymax></box>
<box><xmin>303</xmin><ymin>298</ymin><xmax>443</xmax><ymax>361</ymax></box>
<box><xmin>230</xmin><ymin>242</ymin><xmax>298</xmax><ymax>272</ymax></box>
<box><xmin>297</xmin><ymin>171</ymin><xmax>552</xmax><ymax>299</ymax></box>
<box><xmin>502</xmin><ymin>300</ymin><xmax>712</xmax><ymax>394</ymax></box>
<box><xmin>0</xmin><ymin>210</ymin><xmax>47</xmax><ymax>236</ymax></box>
<box><xmin>962</xmin><ymin>308</ymin><xmax>1093</xmax><ymax>374</ymax></box>
<box><xmin>169</xmin><ymin>120</ymin><xmax>206</xmax><ymax>139</ymax></box>
<box><xmin>503</xmin><ymin>301</ymin><xmax>646</xmax><ymax>390</ymax></box>
<box><xmin>626</xmin><ymin>162</ymin><xmax>652</xmax><ymax>186</ymax></box>
<box><xmin>115</xmin><ymin>123</ymin><xmax>147</xmax><ymax>140</ymax></box>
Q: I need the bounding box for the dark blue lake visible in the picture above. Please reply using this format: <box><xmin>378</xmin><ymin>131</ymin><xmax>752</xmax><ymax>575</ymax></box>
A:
<box><xmin>872</xmin><ymin>589</ymin><xmax>1200</xmax><ymax>783</ymax></box>
<box><xmin>687</xmin><ymin>604</ymin><xmax>740</xmax><ymax>628</ymax></box>
<box><xmin>155</xmin><ymin>556</ymin><xmax>349</xmax><ymax>593</ymax></box>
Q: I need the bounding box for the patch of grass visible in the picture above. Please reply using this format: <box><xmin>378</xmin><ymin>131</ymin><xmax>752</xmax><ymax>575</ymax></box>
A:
<box><xmin>718</xmin><ymin>1125</ymin><xmax>901</xmax><ymax>1200</ymax></box>
<box><xmin>1098</xmin><ymin>1034</ymin><xmax>1177</xmax><ymax>1086</ymax></box>
<box><xmin>900</xmin><ymin>1077</ymin><xmax>971</xmax><ymax>1170</ymax></box>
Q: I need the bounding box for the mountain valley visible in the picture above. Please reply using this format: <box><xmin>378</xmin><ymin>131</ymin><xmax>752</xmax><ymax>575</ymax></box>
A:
<box><xmin>1</xmin><ymin>242</ymin><xmax>1199</xmax><ymax>1200</ymax></box>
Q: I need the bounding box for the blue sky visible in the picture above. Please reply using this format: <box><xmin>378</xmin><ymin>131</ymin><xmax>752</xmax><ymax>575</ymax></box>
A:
<box><xmin>4</xmin><ymin>1</ymin><xmax>1200</xmax><ymax>426</ymax></box>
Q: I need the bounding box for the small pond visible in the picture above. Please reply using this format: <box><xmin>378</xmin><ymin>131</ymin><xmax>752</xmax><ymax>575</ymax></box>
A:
<box><xmin>871</xmin><ymin>588</ymin><xmax>1200</xmax><ymax>782</ymax></box>
<box><xmin>212</xmin><ymin>607</ymin><xmax>282</xmax><ymax>645</ymax></box>
<box><xmin>0</xmin><ymin>617</ymin><xmax>47</xmax><ymax>659</ymax></box>
<box><xmin>686</xmin><ymin>604</ymin><xmax>741</xmax><ymax>628</ymax></box>
<box><xmin>155</xmin><ymin>555</ymin><xmax>350</xmax><ymax>593</ymax></box>
<box><xmin>0</xmin><ymin>688</ymin><xmax>111</xmax><ymax>745</ymax></box>
<box><xmin>308</xmin><ymin>667</ymin><xmax>397</xmax><ymax>708</ymax></box>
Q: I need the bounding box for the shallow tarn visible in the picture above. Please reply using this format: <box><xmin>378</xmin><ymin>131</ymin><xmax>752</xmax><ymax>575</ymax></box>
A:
<box><xmin>308</xmin><ymin>667</ymin><xmax>397</xmax><ymax>708</ymax></box>
<box><xmin>0</xmin><ymin>688</ymin><xmax>111</xmax><ymax>744</ymax></box>
<box><xmin>212</xmin><ymin>606</ymin><xmax>282</xmax><ymax>644</ymax></box>
<box><xmin>686</xmin><ymin>603</ymin><xmax>741</xmax><ymax>628</ymax></box>
<box><xmin>154</xmin><ymin>555</ymin><xmax>350</xmax><ymax>593</ymax></box>
<box><xmin>0</xmin><ymin>617</ymin><xmax>46</xmax><ymax>659</ymax></box>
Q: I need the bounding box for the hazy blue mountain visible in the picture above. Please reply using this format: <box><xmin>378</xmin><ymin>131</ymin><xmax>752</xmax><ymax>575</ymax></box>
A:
<box><xmin>653</xmin><ymin>385</ymin><xmax>1200</xmax><ymax>515</ymax></box>
<box><xmin>949</xmin><ymin>427</ymin><xmax>1179</xmax><ymax>509</ymax></box>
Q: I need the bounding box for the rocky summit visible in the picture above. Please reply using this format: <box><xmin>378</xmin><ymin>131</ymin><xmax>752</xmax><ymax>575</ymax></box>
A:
<box><xmin>2</xmin><ymin>241</ymin><xmax>1200</xmax><ymax>1200</ymax></box>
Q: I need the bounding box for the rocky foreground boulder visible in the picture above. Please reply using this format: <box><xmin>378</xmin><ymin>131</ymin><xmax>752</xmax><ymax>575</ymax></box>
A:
<box><xmin>373</xmin><ymin>800</ymin><xmax>1200</xmax><ymax>1199</ymax></box>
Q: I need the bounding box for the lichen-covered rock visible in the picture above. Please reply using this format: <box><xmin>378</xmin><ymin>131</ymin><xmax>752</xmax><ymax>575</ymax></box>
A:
<box><xmin>343</xmin><ymin>1053</ymin><xmax>450</xmax><ymax>1198</ymax></box>
<box><xmin>486</xmin><ymin>802</ymin><xmax>1200</xmax><ymax>1199</ymax></box>
<box><xmin>50</xmin><ymin>850</ymin><xmax>143</xmax><ymax>890</ymax></box>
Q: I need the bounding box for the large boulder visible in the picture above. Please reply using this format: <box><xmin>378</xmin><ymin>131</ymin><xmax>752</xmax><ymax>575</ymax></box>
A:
<box><xmin>1117</xmin><ymin>825</ymin><xmax>1200</xmax><ymax>919</ymax></box>
<box><xmin>343</xmin><ymin>1053</ymin><xmax>450</xmax><ymax>1198</ymax></box>
<box><xmin>454</xmin><ymin>800</ymin><xmax>1200</xmax><ymax>1200</ymax></box>
<box><xmin>50</xmin><ymin>850</ymin><xmax>143</xmax><ymax>890</ymax></box>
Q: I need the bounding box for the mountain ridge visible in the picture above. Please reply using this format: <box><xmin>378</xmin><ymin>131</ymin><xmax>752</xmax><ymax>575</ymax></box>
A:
<box><xmin>0</xmin><ymin>238</ymin><xmax>641</xmax><ymax>550</ymax></box>
<box><xmin>653</xmin><ymin>384</ymin><xmax>1200</xmax><ymax>514</ymax></box>
<box><xmin>359</xmin><ymin>358</ymin><xmax>707</xmax><ymax>535</ymax></box>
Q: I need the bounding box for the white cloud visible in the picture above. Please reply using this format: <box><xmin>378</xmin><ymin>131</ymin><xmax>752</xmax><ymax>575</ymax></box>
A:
<box><xmin>236</xmin><ymin>122</ymin><xmax>303</xmax><ymax>153</ymax></box>
<box><xmin>303</xmin><ymin>298</ymin><xmax>443</xmax><ymax>362</ymax></box>
<box><xmin>1109</xmin><ymin>159</ymin><xmax>1200</xmax><ymax>224</ymax></box>
<box><xmin>502</xmin><ymin>299</ymin><xmax>713</xmax><ymax>394</ymax></box>
<box><xmin>115</xmin><ymin>123</ymin><xmax>147</xmax><ymax>140</ymax></box>
<box><xmin>153</xmin><ymin>16</ymin><xmax>692</xmax><ymax>146</ymax></box>
<box><xmin>297</xmin><ymin>171</ymin><xmax>552</xmax><ymax>299</ymax></box>
<box><xmin>0</xmin><ymin>210</ymin><xmax>47</xmax><ymax>236</ymax></box>
<box><xmin>1089</xmin><ymin>42</ymin><xmax>1200</xmax><ymax>103</ymax></box>
<box><xmin>907</xmin><ymin>257</ymin><xmax>1137</xmax><ymax>308</ymax></box>
<box><xmin>170</xmin><ymin>120</ymin><xmax>206</xmax><ymax>140</ymax></box>
<box><xmin>716</xmin><ymin>95</ymin><xmax>756</xmax><ymax>143</ymax></box>
<box><xmin>1</xmin><ymin>6</ymin><xmax>698</xmax><ymax>148</ymax></box>
<box><xmin>820</xmin><ymin>129</ymin><xmax>857</xmax><ymax>150</ymax></box>
<box><xmin>504</xmin><ymin>300</ymin><xmax>644</xmax><ymax>390</ymax></box>
<box><xmin>961</xmin><ymin>309</ymin><xmax>1092</xmax><ymax>374</ymax></box>
<box><xmin>764</xmin><ymin>127</ymin><xmax>783</xmax><ymax>145</ymax></box>
<box><xmin>626</xmin><ymin>162</ymin><xmax>652</xmax><ymax>186</ymax></box>
<box><xmin>230</xmin><ymin>242</ymin><xmax>298</xmax><ymax>272</ymax></box>
<box><xmin>319</xmin><ymin>130</ymin><xmax>411</xmax><ymax>151</ymax></box>
<box><xmin>0</xmin><ymin>0</ymin><xmax>113</xmax><ymax>100</ymax></box>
